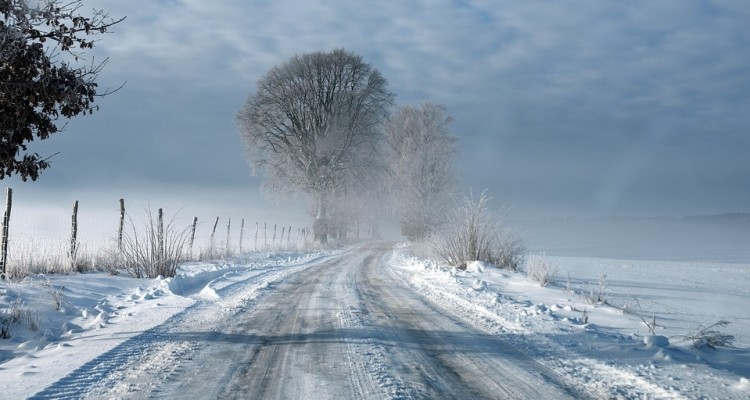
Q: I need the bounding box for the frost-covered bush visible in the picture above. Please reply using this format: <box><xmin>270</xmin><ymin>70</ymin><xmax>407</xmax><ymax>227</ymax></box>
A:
<box><xmin>119</xmin><ymin>207</ymin><xmax>190</xmax><ymax>278</ymax></box>
<box><xmin>2</xmin><ymin>240</ymin><xmax>104</xmax><ymax>279</ymax></box>
<box><xmin>400</xmin><ymin>212</ymin><xmax>437</xmax><ymax>242</ymax></box>
<box><xmin>679</xmin><ymin>320</ymin><xmax>736</xmax><ymax>350</ymax></box>
<box><xmin>585</xmin><ymin>273</ymin><xmax>609</xmax><ymax>305</ymax></box>
<box><xmin>526</xmin><ymin>253</ymin><xmax>557</xmax><ymax>286</ymax></box>
<box><xmin>0</xmin><ymin>298</ymin><xmax>38</xmax><ymax>339</ymax></box>
<box><xmin>431</xmin><ymin>191</ymin><xmax>525</xmax><ymax>271</ymax></box>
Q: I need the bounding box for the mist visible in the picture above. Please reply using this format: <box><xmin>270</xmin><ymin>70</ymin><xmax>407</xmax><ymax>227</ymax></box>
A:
<box><xmin>514</xmin><ymin>213</ymin><xmax>750</xmax><ymax>263</ymax></box>
<box><xmin>4</xmin><ymin>184</ymin><xmax>309</xmax><ymax>253</ymax></box>
<box><xmin>3</xmin><ymin>0</ymin><xmax>748</xmax><ymax>259</ymax></box>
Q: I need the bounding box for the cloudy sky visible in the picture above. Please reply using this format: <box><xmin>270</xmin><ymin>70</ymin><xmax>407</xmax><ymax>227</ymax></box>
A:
<box><xmin>9</xmin><ymin>0</ymin><xmax>750</xmax><ymax>223</ymax></box>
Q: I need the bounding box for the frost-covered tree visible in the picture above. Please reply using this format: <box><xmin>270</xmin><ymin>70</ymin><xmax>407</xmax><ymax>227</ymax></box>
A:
<box><xmin>0</xmin><ymin>0</ymin><xmax>124</xmax><ymax>180</ymax></box>
<box><xmin>327</xmin><ymin>163</ymin><xmax>390</xmax><ymax>241</ymax></box>
<box><xmin>237</xmin><ymin>48</ymin><xmax>394</xmax><ymax>243</ymax></box>
<box><xmin>385</xmin><ymin>102</ymin><xmax>458</xmax><ymax>240</ymax></box>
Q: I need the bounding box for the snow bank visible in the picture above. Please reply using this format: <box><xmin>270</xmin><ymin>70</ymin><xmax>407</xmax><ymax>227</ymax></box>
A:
<box><xmin>387</xmin><ymin>247</ymin><xmax>750</xmax><ymax>399</ymax></box>
<box><xmin>0</xmin><ymin>250</ymin><xmax>326</xmax><ymax>399</ymax></box>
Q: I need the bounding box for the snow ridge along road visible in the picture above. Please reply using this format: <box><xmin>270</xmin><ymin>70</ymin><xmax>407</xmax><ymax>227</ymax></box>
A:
<box><xmin>29</xmin><ymin>243</ymin><xmax>585</xmax><ymax>399</ymax></box>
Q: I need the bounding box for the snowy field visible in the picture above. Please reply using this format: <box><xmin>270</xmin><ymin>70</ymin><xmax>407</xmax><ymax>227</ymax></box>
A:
<box><xmin>391</xmin><ymin>248</ymin><xmax>750</xmax><ymax>399</ymax></box>
<box><xmin>0</xmin><ymin>244</ymin><xmax>748</xmax><ymax>399</ymax></box>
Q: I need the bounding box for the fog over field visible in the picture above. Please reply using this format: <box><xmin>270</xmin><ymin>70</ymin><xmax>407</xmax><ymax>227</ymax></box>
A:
<box><xmin>517</xmin><ymin>213</ymin><xmax>750</xmax><ymax>263</ymax></box>
<box><xmin>3</xmin><ymin>0</ymin><xmax>748</xmax><ymax>233</ymax></box>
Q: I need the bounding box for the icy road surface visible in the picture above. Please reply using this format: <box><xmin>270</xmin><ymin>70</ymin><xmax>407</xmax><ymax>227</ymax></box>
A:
<box><xmin>32</xmin><ymin>244</ymin><xmax>584</xmax><ymax>399</ymax></box>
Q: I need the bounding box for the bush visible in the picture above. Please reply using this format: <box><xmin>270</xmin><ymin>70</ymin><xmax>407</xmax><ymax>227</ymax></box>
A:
<box><xmin>585</xmin><ymin>273</ymin><xmax>609</xmax><ymax>305</ymax></box>
<box><xmin>119</xmin><ymin>207</ymin><xmax>190</xmax><ymax>278</ymax></box>
<box><xmin>400</xmin><ymin>211</ymin><xmax>436</xmax><ymax>242</ymax></box>
<box><xmin>0</xmin><ymin>298</ymin><xmax>38</xmax><ymax>339</ymax></box>
<box><xmin>679</xmin><ymin>320</ymin><xmax>736</xmax><ymax>350</ymax></box>
<box><xmin>527</xmin><ymin>253</ymin><xmax>557</xmax><ymax>286</ymax></box>
<box><xmin>431</xmin><ymin>191</ymin><xmax>525</xmax><ymax>270</ymax></box>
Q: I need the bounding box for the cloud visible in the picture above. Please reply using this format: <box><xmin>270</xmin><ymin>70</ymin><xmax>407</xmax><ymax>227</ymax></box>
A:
<box><xmin>18</xmin><ymin>0</ymin><xmax>750</xmax><ymax>218</ymax></box>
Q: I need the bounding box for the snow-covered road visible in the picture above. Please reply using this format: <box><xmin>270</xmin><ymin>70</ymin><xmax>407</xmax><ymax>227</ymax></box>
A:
<box><xmin>29</xmin><ymin>244</ymin><xmax>583</xmax><ymax>399</ymax></box>
<box><xmin>15</xmin><ymin>243</ymin><xmax>747</xmax><ymax>399</ymax></box>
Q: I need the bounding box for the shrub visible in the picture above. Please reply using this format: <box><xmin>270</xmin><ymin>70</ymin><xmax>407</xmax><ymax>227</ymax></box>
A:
<box><xmin>0</xmin><ymin>238</ymin><xmax>110</xmax><ymax>279</ymax></box>
<box><xmin>527</xmin><ymin>253</ymin><xmax>557</xmax><ymax>286</ymax></box>
<box><xmin>40</xmin><ymin>278</ymin><xmax>67</xmax><ymax>311</ymax></box>
<box><xmin>198</xmin><ymin>241</ymin><xmax>221</xmax><ymax>261</ymax></box>
<box><xmin>431</xmin><ymin>191</ymin><xmax>526</xmax><ymax>270</ymax></box>
<box><xmin>641</xmin><ymin>313</ymin><xmax>657</xmax><ymax>335</ymax></box>
<box><xmin>119</xmin><ymin>207</ymin><xmax>190</xmax><ymax>278</ymax></box>
<box><xmin>678</xmin><ymin>320</ymin><xmax>736</xmax><ymax>350</ymax></box>
<box><xmin>0</xmin><ymin>298</ymin><xmax>38</xmax><ymax>339</ymax></box>
<box><xmin>400</xmin><ymin>212</ymin><xmax>435</xmax><ymax>242</ymax></box>
<box><xmin>585</xmin><ymin>273</ymin><xmax>609</xmax><ymax>304</ymax></box>
<box><xmin>4</xmin><ymin>240</ymin><xmax>68</xmax><ymax>279</ymax></box>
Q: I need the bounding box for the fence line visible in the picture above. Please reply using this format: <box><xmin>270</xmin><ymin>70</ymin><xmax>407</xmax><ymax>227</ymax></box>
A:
<box><xmin>0</xmin><ymin>190</ymin><xmax>311</xmax><ymax>278</ymax></box>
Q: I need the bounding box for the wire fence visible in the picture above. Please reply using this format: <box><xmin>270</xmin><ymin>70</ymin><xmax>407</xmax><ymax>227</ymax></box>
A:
<box><xmin>0</xmin><ymin>189</ymin><xmax>312</xmax><ymax>278</ymax></box>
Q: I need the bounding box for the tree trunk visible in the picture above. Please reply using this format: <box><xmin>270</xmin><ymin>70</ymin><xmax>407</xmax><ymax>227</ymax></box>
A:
<box><xmin>313</xmin><ymin>192</ymin><xmax>329</xmax><ymax>244</ymax></box>
<box><xmin>1</xmin><ymin>188</ymin><xmax>11</xmax><ymax>278</ymax></box>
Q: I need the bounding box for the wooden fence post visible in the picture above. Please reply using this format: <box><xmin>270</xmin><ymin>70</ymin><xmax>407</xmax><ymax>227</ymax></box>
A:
<box><xmin>239</xmin><ymin>218</ymin><xmax>245</xmax><ymax>254</ymax></box>
<box><xmin>211</xmin><ymin>217</ymin><xmax>219</xmax><ymax>240</ymax></box>
<box><xmin>157</xmin><ymin>208</ymin><xmax>164</xmax><ymax>268</ymax></box>
<box><xmin>225</xmin><ymin>217</ymin><xmax>231</xmax><ymax>256</ymax></box>
<box><xmin>272</xmin><ymin>224</ymin><xmax>277</xmax><ymax>248</ymax></box>
<box><xmin>118</xmin><ymin>198</ymin><xmax>125</xmax><ymax>251</ymax></box>
<box><xmin>1</xmin><ymin>188</ymin><xmax>12</xmax><ymax>278</ymax></box>
<box><xmin>70</xmin><ymin>200</ymin><xmax>79</xmax><ymax>270</ymax></box>
<box><xmin>254</xmin><ymin>221</ymin><xmax>259</xmax><ymax>251</ymax></box>
<box><xmin>189</xmin><ymin>217</ymin><xmax>198</xmax><ymax>259</ymax></box>
<box><xmin>210</xmin><ymin>216</ymin><xmax>219</xmax><ymax>255</ymax></box>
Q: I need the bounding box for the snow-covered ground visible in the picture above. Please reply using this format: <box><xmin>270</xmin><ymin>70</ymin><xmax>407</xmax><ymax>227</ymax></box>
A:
<box><xmin>0</xmin><ymin>251</ymin><xmax>337</xmax><ymax>399</ymax></box>
<box><xmin>390</xmin><ymin>246</ymin><xmax>750</xmax><ymax>399</ymax></box>
<box><xmin>0</xmin><ymin>244</ymin><xmax>748</xmax><ymax>399</ymax></box>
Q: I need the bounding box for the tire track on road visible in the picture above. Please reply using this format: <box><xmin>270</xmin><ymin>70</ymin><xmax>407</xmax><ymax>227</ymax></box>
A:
<box><xmin>355</xmin><ymin>245</ymin><xmax>584</xmax><ymax>399</ymax></box>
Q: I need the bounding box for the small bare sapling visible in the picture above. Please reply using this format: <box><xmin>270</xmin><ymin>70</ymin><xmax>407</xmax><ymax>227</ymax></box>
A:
<box><xmin>641</xmin><ymin>313</ymin><xmax>657</xmax><ymax>335</ymax></box>
<box><xmin>586</xmin><ymin>273</ymin><xmax>609</xmax><ymax>304</ymax></box>
<box><xmin>526</xmin><ymin>252</ymin><xmax>557</xmax><ymax>287</ymax></box>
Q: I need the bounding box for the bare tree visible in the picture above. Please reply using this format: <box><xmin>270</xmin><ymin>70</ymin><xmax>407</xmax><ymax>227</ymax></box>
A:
<box><xmin>0</xmin><ymin>0</ymin><xmax>124</xmax><ymax>180</ymax></box>
<box><xmin>385</xmin><ymin>102</ymin><xmax>458</xmax><ymax>240</ymax></box>
<box><xmin>237</xmin><ymin>48</ymin><xmax>393</xmax><ymax>243</ymax></box>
